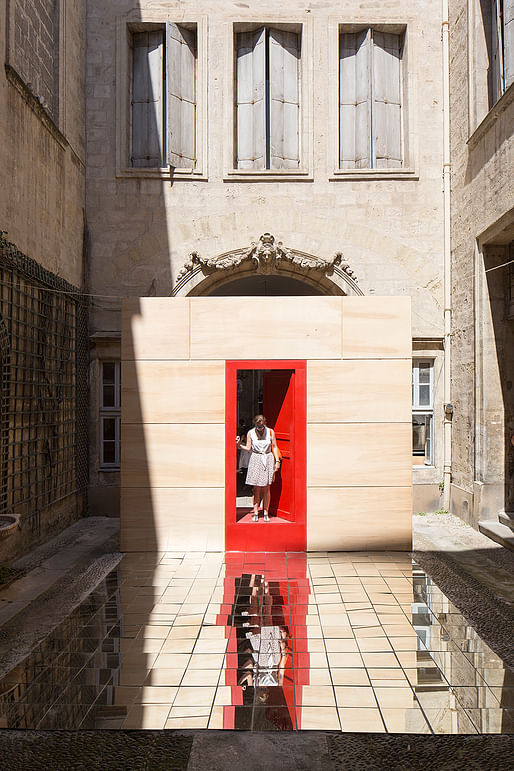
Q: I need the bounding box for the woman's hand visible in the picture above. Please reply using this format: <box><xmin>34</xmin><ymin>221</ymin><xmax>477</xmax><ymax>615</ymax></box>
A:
<box><xmin>236</xmin><ymin>435</ymin><xmax>240</xmax><ymax>445</ymax></box>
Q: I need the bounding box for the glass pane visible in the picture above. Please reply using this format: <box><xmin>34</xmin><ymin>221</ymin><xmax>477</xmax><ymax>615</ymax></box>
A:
<box><xmin>102</xmin><ymin>385</ymin><xmax>116</xmax><ymax>408</ymax></box>
<box><xmin>412</xmin><ymin>415</ymin><xmax>426</xmax><ymax>455</ymax></box>
<box><xmin>102</xmin><ymin>418</ymin><xmax>116</xmax><ymax>441</ymax></box>
<box><xmin>419</xmin><ymin>384</ymin><xmax>431</xmax><ymax>407</ymax></box>
<box><xmin>102</xmin><ymin>363</ymin><xmax>115</xmax><ymax>384</ymax></box>
<box><xmin>103</xmin><ymin>442</ymin><xmax>116</xmax><ymax>464</ymax></box>
<box><xmin>418</xmin><ymin>363</ymin><xmax>431</xmax><ymax>384</ymax></box>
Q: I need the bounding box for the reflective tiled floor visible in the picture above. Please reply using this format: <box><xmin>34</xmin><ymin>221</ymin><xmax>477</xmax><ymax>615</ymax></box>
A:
<box><xmin>1</xmin><ymin>551</ymin><xmax>513</xmax><ymax>733</ymax></box>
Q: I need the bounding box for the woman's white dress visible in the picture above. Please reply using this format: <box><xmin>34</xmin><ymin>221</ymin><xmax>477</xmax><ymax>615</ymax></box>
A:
<box><xmin>245</xmin><ymin>427</ymin><xmax>274</xmax><ymax>486</ymax></box>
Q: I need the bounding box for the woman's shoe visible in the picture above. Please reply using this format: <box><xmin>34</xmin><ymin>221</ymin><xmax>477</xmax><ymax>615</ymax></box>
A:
<box><xmin>252</xmin><ymin>513</ymin><xmax>258</xmax><ymax>522</ymax></box>
<box><xmin>263</xmin><ymin>513</ymin><xmax>270</xmax><ymax>522</ymax></box>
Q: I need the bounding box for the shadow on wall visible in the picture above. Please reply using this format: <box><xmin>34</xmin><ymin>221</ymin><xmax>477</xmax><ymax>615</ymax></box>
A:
<box><xmin>484</xmin><ymin>245</ymin><xmax>514</xmax><ymax>519</ymax></box>
<box><xmin>88</xmin><ymin>0</ymin><xmax>176</xmax><ymax>518</ymax></box>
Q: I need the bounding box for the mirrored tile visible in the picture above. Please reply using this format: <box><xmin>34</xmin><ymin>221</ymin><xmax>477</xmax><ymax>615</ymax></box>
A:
<box><xmin>298</xmin><ymin>706</ymin><xmax>340</xmax><ymax>730</ymax></box>
<box><xmin>339</xmin><ymin>707</ymin><xmax>385</xmax><ymax>733</ymax></box>
<box><xmin>381</xmin><ymin>707</ymin><xmax>431</xmax><ymax>734</ymax></box>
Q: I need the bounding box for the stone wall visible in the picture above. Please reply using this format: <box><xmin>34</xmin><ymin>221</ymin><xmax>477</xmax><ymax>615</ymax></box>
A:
<box><xmin>0</xmin><ymin>0</ymin><xmax>86</xmax><ymax>285</ymax></box>
<box><xmin>10</xmin><ymin>0</ymin><xmax>60</xmax><ymax>122</ymax></box>
<box><xmin>0</xmin><ymin>1</ymin><xmax>87</xmax><ymax>558</ymax></box>
<box><xmin>449</xmin><ymin>0</ymin><xmax>514</xmax><ymax>526</ymax></box>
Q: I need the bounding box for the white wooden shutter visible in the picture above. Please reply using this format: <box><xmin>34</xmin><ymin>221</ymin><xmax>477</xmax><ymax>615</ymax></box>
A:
<box><xmin>167</xmin><ymin>23</ymin><xmax>197</xmax><ymax>169</ymax></box>
<box><xmin>505</xmin><ymin>0</ymin><xmax>514</xmax><ymax>90</ymax></box>
<box><xmin>236</xmin><ymin>29</ymin><xmax>266</xmax><ymax>170</ymax></box>
<box><xmin>131</xmin><ymin>31</ymin><xmax>164</xmax><ymax>167</ymax></box>
<box><xmin>339</xmin><ymin>31</ymin><xmax>372</xmax><ymax>169</ymax></box>
<box><xmin>269</xmin><ymin>29</ymin><xmax>300</xmax><ymax>170</ymax></box>
<box><xmin>373</xmin><ymin>31</ymin><xmax>402</xmax><ymax>168</ymax></box>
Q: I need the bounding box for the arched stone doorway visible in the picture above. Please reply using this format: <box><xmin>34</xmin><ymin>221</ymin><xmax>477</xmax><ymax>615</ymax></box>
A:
<box><xmin>171</xmin><ymin>233</ymin><xmax>363</xmax><ymax>298</ymax></box>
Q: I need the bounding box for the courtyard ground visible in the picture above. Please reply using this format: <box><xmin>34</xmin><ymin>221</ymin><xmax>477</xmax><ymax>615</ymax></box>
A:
<box><xmin>0</xmin><ymin>513</ymin><xmax>512</xmax><ymax>769</ymax></box>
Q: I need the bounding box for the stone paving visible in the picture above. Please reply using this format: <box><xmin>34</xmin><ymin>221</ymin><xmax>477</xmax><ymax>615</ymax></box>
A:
<box><xmin>0</xmin><ymin>550</ymin><xmax>512</xmax><ymax>735</ymax></box>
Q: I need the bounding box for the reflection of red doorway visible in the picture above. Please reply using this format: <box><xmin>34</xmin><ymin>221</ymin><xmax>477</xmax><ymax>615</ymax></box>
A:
<box><xmin>217</xmin><ymin>552</ymin><xmax>310</xmax><ymax>730</ymax></box>
<box><xmin>225</xmin><ymin>361</ymin><xmax>306</xmax><ymax>551</ymax></box>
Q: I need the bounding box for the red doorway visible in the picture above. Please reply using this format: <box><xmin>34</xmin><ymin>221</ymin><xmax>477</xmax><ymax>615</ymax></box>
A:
<box><xmin>225</xmin><ymin>361</ymin><xmax>306</xmax><ymax>551</ymax></box>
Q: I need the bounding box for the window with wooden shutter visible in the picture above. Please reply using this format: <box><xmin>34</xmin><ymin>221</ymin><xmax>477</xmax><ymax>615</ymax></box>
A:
<box><xmin>131</xmin><ymin>31</ymin><xmax>165</xmax><ymax>168</ymax></box>
<box><xmin>339</xmin><ymin>28</ymin><xmax>404</xmax><ymax>170</ymax></box>
<box><xmin>131</xmin><ymin>24</ymin><xmax>198</xmax><ymax>170</ymax></box>
<box><xmin>166</xmin><ymin>22</ymin><xmax>197</xmax><ymax>169</ymax></box>
<box><xmin>235</xmin><ymin>27</ymin><xmax>300</xmax><ymax>170</ymax></box>
<box><xmin>236</xmin><ymin>29</ymin><xmax>266</xmax><ymax>170</ymax></box>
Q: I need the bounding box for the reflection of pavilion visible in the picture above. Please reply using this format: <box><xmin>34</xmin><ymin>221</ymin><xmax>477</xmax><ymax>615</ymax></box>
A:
<box><xmin>1</xmin><ymin>552</ymin><xmax>512</xmax><ymax>733</ymax></box>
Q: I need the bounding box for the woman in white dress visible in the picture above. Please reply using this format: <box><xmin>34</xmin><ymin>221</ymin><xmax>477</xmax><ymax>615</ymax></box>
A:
<box><xmin>236</xmin><ymin>414</ymin><xmax>281</xmax><ymax>521</ymax></box>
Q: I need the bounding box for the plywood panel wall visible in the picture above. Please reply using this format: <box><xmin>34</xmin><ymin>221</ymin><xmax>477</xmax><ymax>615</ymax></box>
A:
<box><xmin>121</xmin><ymin>296</ymin><xmax>412</xmax><ymax>552</ymax></box>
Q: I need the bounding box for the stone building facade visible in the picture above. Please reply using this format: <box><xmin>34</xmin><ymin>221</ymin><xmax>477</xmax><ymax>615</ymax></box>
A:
<box><xmin>449</xmin><ymin>0</ymin><xmax>514</xmax><ymax>536</ymax></box>
<box><xmin>86</xmin><ymin>0</ymin><xmax>448</xmax><ymax>518</ymax></box>
<box><xmin>0</xmin><ymin>0</ymin><xmax>87</xmax><ymax>559</ymax></box>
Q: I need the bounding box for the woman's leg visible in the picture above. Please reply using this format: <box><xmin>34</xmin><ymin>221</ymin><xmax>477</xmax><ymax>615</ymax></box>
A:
<box><xmin>252</xmin><ymin>486</ymin><xmax>262</xmax><ymax>520</ymax></box>
<box><xmin>262</xmin><ymin>485</ymin><xmax>271</xmax><ymax>520</ymax></box>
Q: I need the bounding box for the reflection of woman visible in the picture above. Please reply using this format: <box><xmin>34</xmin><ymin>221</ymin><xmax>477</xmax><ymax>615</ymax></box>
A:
<box><xmin>232</xmin><ymin>574</ymin><xmax>293</xmax><ymax>730</ymax></box>
<box><xmin>236</xmin><ymin>415</ymin><xmax>281</xmax><ymax>521</ymax></box>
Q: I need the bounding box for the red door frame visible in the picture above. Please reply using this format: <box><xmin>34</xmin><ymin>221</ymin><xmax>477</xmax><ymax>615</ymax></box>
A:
<box><xmin>225</xmin><ymin>360</ymin><xmax>307</xmax><ymax>552</ymax></box>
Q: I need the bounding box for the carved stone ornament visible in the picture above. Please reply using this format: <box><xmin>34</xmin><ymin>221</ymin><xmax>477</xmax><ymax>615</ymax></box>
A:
<box><xmin>175</xmin><ymin>233</ymin><xmax>358</xmax><ymax>284</ymax></box>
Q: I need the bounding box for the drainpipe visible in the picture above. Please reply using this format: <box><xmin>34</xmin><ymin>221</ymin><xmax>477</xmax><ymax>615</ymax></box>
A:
<box><xmin>442</xmin><ymin>0</ymin><xmax>452</xmax><ymax>510</ymax></box>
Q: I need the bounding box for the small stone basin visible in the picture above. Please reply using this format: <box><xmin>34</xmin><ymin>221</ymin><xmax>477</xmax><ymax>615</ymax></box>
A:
<box><xmin>0</xmin><ymin>514</ymin><xmax>20</xmax><ymax>539</ymax></box>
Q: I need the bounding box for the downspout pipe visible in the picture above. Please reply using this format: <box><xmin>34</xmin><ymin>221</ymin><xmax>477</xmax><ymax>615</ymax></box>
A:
<box><xmin>442</xmin><ymin>0</ymin><xmax>452</xmax><ymax>510</ymax></box>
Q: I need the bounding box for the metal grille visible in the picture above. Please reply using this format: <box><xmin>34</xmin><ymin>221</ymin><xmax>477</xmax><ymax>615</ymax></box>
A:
<box><xmin>0</xmin><ymin>232</ymin><xmax>89</xmax><ymax>533</ymax></box>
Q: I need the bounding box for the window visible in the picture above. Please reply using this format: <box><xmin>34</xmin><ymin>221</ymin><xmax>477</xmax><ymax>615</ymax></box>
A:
<box><xmin>412</xmin><ymin>360</ymin><xmax>433</xmax><ymax>466</ymax></box>
<box><xmin>490</xmin><ymin>0</ymin><xmax>513</xmax><ymax>104</ymax></box>
<box><xmin>131</xmin><ymin>23</ymin><xmax>197</xmax><ymax>169</ymax></box>
<box><xmin>339</xmin><ymin>28</ymin><xmax>404</xmax><ymax>169</ymax></box>
<box><xmin>472</xmin><ymin>0</ymin><xmax>513</xmax><ymax>127</ymax></box>
<box><xmin>235</xmin><ymin>27</ymin><xmax>300</xmax><ymax>170</ymax></box>
<box><xmin>100</xmin><ymin>362</ymin><xmax>121</xmax><ymax>469</ymax></box>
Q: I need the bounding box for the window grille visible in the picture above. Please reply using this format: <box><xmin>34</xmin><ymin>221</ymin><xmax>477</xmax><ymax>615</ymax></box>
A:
<box><xmin>0</xmin><ymin>232</ymin><xmax>88</xmax><ymax>534</ymax></box>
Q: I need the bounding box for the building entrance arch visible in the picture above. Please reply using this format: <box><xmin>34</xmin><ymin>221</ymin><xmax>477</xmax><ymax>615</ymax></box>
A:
<box><xmin>170</xmin><ymin>233</ymin><xmax>363</xmax><ymax>297</ymax></box>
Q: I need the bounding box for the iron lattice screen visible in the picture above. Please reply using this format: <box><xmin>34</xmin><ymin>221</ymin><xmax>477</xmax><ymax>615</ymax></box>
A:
<box><xmin>0</xmin><ymin>233</ymin><xmax>88</xmax><ymax>534</ymax></box>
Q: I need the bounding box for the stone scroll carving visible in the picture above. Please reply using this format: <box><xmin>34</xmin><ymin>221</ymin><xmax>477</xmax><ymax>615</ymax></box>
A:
<box><xmin>175</xmin><ymin>233</ymin><xmax>358</xmax><ymax>285</ymax></box>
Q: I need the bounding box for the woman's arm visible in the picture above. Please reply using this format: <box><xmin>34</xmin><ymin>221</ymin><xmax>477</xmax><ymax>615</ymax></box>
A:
<box><xmin>236</xmin><ymin>432</ymin><xmax>252</xmax><ymax>451</ymax></box>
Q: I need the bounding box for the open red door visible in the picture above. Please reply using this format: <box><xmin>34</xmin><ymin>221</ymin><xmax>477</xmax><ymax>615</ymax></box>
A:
<box><xmin>225</xmin><ymin>360</ymin><xmax>306</xmax><ymax>551</ymax></box>
<box><xmin>263</xmin><ymin>370</ymin><xmax>295</xmax><ymax>522</ymax></box>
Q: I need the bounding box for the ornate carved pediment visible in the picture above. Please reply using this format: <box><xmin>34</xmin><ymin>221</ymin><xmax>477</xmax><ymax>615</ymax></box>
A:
<box><xmin>175</xmin><ymin>233</ymin><xmax>358</xmax><ymax>286</ymax></box>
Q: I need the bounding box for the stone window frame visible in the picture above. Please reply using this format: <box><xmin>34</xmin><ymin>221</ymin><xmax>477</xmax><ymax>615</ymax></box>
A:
<box><xmin>327</xmin><ymin>18</ymin><xmax>419</xmax><ymax>181</ymax></box>
<box><xmin>223</xmin><ymin>15</ymin><xmax>314</xmax><ymax>182</ymax></box>
<box><xmin>5</xmin><ymin>0</ymin><xmax>66</xmax><ymax>134</ymax></box>
<box><xmin>115</xmin><ymin>11</ymin><xmax>208</xmax><ymax>180</ymax></box>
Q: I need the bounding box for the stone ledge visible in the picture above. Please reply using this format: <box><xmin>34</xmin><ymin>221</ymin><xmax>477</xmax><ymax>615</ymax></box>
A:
<box><xmin>498</xmin><ymin>512</ymin><xmax>514</xmax><ymax>532</ymax></box>
<box><xmin>478</xmin><ymin>520</ymin><xmax>514</xmax><ymax>552</ymax></box>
